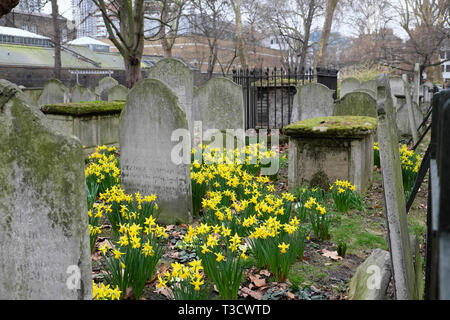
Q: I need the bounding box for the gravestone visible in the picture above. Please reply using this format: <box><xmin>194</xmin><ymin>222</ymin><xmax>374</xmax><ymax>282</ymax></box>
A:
<box><xmin>0</xmin><ymin>80</ymin><xmax>92</xmax><ymax>300</ymax></box>
<box><xmin>95</xmin><ymin>77</ymin><xmax>119</xmax><ymax>101</ymax></box>
<box><xmin>394</xmin><ymin>95</ymin><xmax>423</xmax><ymax>138</ymax></box>
<box><xmin>375</xmin><ymin>74</ymin><xmax>418</xmax><ymax>300</ymax></box>
<box><xmin>361</xmin><ymin>80</ymin><xmax>377</xmax><ymax>92</ymax></box>
<box><xmin>402</xmin><ymin>74</ymin><xmax>419</xmax><ymax>144</ymax></box>
<box><xmin>38</xmin><ymin>79</ymin><xmax>70</xmax><ymax>106</ymax></box>
<box><xmin>348</xmin><ymin>249</ymin><xmax>392</xmax><ymax>300</ymax></box>
<box><xmin>108</xmin><ymin>84</ymin><xmax>128</xmax><ymax>101</ymax></box>
<box><xmin>340</xmin><ymin>77</ymin><xmax>361</xmax><ymax>98</ymax></box>
<box><xmin>333</xmin><ymin>91</ymin><xmax>377</xmax><ymax>118</ymax></box>
<box><xmin>291</xmin><ymin>83</ymin><xmax>335</xmax><ymax>123</ymax></box>
<box><xmin>120</xmin><ymin>78</ymin><xmax>193</xmax><ymax>224</ymax></box>
<box><xmin>194</xmin><ymin>77</ymin><xmax>244</xmax><ymax>144</ymax></box>
<box><xmin>71</xmin><ymin>84</ymin><xmax>96</xmax><ymax>102</ymax></box>
<box><xmin>147</xmin><ymin>58</ymin><xmax>194</xmax><ymax>138</ymax></box>
<box><xmin>389</xmin><ymin>76</ymin><xmax>404</xmax><ymax>108</ymax></box>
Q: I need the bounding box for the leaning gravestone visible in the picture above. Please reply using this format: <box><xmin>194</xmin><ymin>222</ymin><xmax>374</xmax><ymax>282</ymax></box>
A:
<box><xmin>389</xmin><ymin>76</ymin><xmax>404</xmax><ymax>108</ymax></box>
<box><xmin>108</xmin><ymin>84</ymin><xmax>128</xmax><ymax>101</ymax></box>
<box><xmin>402</xmin><ymin>74</ymin><xmax>419</xmax><ymax>144</ymax></box>
<box><xmin>0</xmin><ymin>80</ymin><xmax>92</xmax><ymax>300</ymax></box>
<box><xmin>71</xmin><ymin>84</ymin><xmax>96</xmax><ymax>102</ymax></box>
<box><xmin>290</xmin><ymin>83</ymin><xmax>335</xmax><ymax>123</ymax></box>
<box><xmin>340</xmin><ymin>77</ymin><xmax>361</xmax><ymax>98</ymax></box>
<box><xmin>376</xmin><ymin>74</ymin><xmax>418</xmax><ymax>300</ymax></box>
<box><xmin>333</xmin><ymin>91</ymin><xmax>377</xmax><ymax>118</ymax></box>
<box><xmin>120</xmin><ymin>78</ymin><xmax>193</xmax><ymax>224</ymax></box>
<box><xmin>348</xmin><ymin>249</ymin><xmax>392</xmax><ymax>300</ymax></box>
<box><xmin>148</xmin><ymin>58</ymin><xmax>194</xmax><ymax>138</ymax></box>
<box><xmin>38</xmin><ymin>79</ymin><xmax>70</xmax><ymax>106</ymax></box>
<box><xmin>95</xmin><ymin>77</ymin><xmax>119</xmax><ymax>101</ymax></box>
<box><xmin>194</xmin><ymin>77</ymin><xmax>244</xmax><ymax>136</ymax></box>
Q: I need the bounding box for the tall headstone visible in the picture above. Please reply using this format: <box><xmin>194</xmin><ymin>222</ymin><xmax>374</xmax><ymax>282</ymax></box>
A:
<box><xmin>108</xmin><ymin>84</ymin><xmax>128</xmax><ymax>101</ymax></box>
<box><xmin>413</xmin><ymin>63</ymin><xmax>420</xmax><ymax>107</ymax></box>
<box><xmin>389</xmin><ymin>76</ymin><xmax>404</xmax><ymax>107</ymax></box>
<box><xmin>194</xmin><ymin>77</ymin><xmax>244</xmax><ymax>133</ymax></box>
<box><xmin>333</xmin><ymin>91</ymin><xmax>377</xmax><ymax>118</ymax></box>
<box><xmin>147</xmin><ymin>58</ymin><xmax>194</xmax><ymax>138</ymax></box>
<box><xmin>71</xmin><ymin>84</ymin><xmax>96</xmax><ymax>102</ymax></box>
<box><xmin>95</xmin><ymin>77</ymin><xmax>119</xmax><ymax>101</ymax></box>
<box><xmin>0</xmin><ymin>80</ymin><xmax>92</xmax><ymax>300</ymax></box>
<box><xmin>402</xmin><ymin>74</ymin><xmax>419</xmax><ymax>144</ymax></box>
<box><xmin>290</xmin><ymin>83</ymin><xmax>335</xmax><ymax>123</ymax></box>
<box><xmin>340</xmin><ymin>77</ymin><xmax>361</xmax><ymax>98</ymax></box>
<box><xmin>120</xmin><ymin>78</ymin><xmax>193</xmax><ymax>224</ymax></box>
<box><xmin>376</xmin><ymin>74</ymin><xmax>418</xmax><ymax>300</ymax></box>
<box><xmin>38</xmin><ymin>79</ymin><xmax>70</xmax><ymax>106</ymax></box>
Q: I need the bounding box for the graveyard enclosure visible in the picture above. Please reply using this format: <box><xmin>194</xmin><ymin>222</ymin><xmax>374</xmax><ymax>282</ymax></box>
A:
<box><xmin>41</xmin><ymin>101</ymin><xmax>125</xmax><ymax>155</ymax></box>
<box><xmin>283</xmin><ymin>116</ymin><xmax>377</xmax><ymax>194</ymax></box>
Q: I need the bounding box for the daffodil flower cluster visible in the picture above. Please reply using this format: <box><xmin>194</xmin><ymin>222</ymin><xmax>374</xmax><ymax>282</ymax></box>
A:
<box><xmin>85</xmin><ymin>145</ymin><xmax>120</xmax><ymax>197</ymax></box>
<box><xmin>304</xmin><ymin>197</ymin><xmax>330</xmax><ymax>241</ymax></box>
<box><xmin>92</xmin><ymin>281</ymin><xmax>121</xmax><ymax>300</ymax></box>
<box><xmin>156</xmin><ymin>260</ymin><xmax>210</xmax><ymax>300</ymax></box>
<box><xmin>99</xmin><ymin>217</ymin><xmax>167</xmax><ymax>300</ymax></box>
<box><xmin>330</xmin><ymin>180</ymin><xmax>357</xmax><ymax>213</ymax></box>
<box><xmin>99</xmin><ymin>186</ymin><xmax>159</xmax><ymax>236</ymax></box>
<box><xmin>399</xmin><ymin>144</ymin><xmax>421</xmax><ymax>195</ymax></box>
<box><xmin>88</xmin><ymin>202</ymin><xmax>111</xmax><ymax>253</ymax></box>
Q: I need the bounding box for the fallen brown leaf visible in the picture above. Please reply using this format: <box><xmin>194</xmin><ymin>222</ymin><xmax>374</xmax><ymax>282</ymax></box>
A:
<box><xmin>240</xmin><ymin>287</ymin><xmax>263</xmax><ymax>300</ymax></box>
<box><xmin>321</xmin><ymin>248</ymin><xmax>343</xmax><ymax>260</ymax></box>
<box><xmin>259</xmin><ymin>269</ymin><xmax>271</xmax><ymax>277</ymax></box>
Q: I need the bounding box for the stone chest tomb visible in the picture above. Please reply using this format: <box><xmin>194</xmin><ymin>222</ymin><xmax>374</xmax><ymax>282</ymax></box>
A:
<box><xmin>283</xmin><ymin>116</ymin><xmax>377</xmax><ymax>194</ymax></box>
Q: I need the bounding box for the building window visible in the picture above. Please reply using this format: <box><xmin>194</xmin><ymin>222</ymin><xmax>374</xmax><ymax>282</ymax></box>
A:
<box><xmin>30</xmin><ymin>24</ymin><xmax>37</xmax><ymax>34</ymax></box>
<box><xmin>62</xmin><ymin>28</ymin><xmax>68</xmax><ymax>42</ymax></box>
<box><xmin>446</xmin><ymin>64</ymin><xmax>450</xmax><ymax>73</ymax></box>
<box><xmin>22</xmin><ymin>24</ymin><xmax>29</xmax><ymax>31</ymax></box>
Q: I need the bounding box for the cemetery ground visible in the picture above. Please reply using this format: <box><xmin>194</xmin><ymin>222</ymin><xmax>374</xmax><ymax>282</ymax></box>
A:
<box><xmin>89</xmin><ymin>134</ymin><xmax>429</xmax><ymax>301</ymax></box>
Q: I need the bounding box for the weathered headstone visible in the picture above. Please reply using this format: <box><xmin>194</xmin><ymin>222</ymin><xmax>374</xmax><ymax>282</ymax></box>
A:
<box><xmin>402</xmin><ymin>74</ymin><xmax>419</xmax><ymax>144</ymax></box>
<box><xmin>376</xmin><ymin>74</ymin><xmax>418</xmax><ymax>300</ymax></box>
<box><xmin>333</xmin><ymin>91</ymin><xmax>377</xmax><ymax>118</ymax></box>
<box><xmin>0</xmin><ymin>80</ymin><xmax>92</xmax><ymax>300</ymax></box>
<box><xmin>348</xmin><ymin>249</ymin><xmax>392</xmax><ymax>300</ymax></box>
<box><xmin>95</xmin><ymin>77</ymin><xmax>119</xmax><ymax>101</ymax></box>
<box><xmin>38</xmin><ymin>79</ymin><xmax>70</xmax><ymax>106</ymax></box>
<box><xmin>413</xmin><ymin>63</ymin><xmax>420</xmax><ymax>107</ymax></box>
<box><xmin>361</xmin><ymin>79</ymin><xmax>377</xmax><ymax>93</ymax></box>
<box><xmin>108</xmin><ymin>84</ymin><xmax>128</xmax><ymax>101</ymax></box>
<box><xmin>71</xmin><ymin>84</ymin><xmax>96</xmax><ymax>102</ymax></box>
<box><xmin>147</xmin><ymin>58</ymin><xmax>194</xmax><ymax>137</ymax></box>
<box><xmin>291</xmin><ymin>83</ymin><xmax>335</xmax><ymax>123</ymax></box>
<box><xmin>389</xmin><ymin>76</ymin><xmax>404</xmax><ymax>107</ymax></box>
<box><xmin>340</xmin><ymin>77</ymin><xmax>361</xmax><ymax>98</ymax></box>
<box><xmin>120</xmin><ymin>78</ymin><xmax>193</xmax><ymax>224</ymax></box>
<box><xmin>394</xmin><ymin>94</ymin><xmax>423</xmax><ymax>138</ymax></box>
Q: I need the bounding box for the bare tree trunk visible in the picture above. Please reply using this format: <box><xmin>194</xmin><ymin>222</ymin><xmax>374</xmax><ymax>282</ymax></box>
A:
<box><xmin>125</xmin><ymin>55</ymin><xmax>143</xmax><ymax>88</ymax></box>
<box><xmin>299</xmin><ymin>0</ymin><xmax>315</xmax><ymax>72</ymax></box>
<box><xmin>0</xmin><ymin>0</ymin><xmax>19</xmax><ymax>18</ymax></box>
<box><xmin>159</xmin><ymin>8</ymin><xmax>173</xmax><ymax>58</ymax></box>
<box><xmin>51</xmin><ymin>0</ymin><xmax>62</xmax><ymax>80</ymax></box>
<box><xmin>315</xmin><ymin>0</ymin><xmax>338</xmax><ymax>69</ymax></box>
<box><xmin>231</xmin><ymin>0</ymin><xmax>247</xmax><ymax>70</ymax></box>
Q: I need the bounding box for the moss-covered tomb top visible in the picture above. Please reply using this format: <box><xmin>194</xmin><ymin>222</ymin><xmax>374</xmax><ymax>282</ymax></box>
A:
<box><xmin>41</xmin><ymin>100</ymin><xmax>125</xmax><ymax>116</ymax></box>
<box><xmin>283</xmin><ymin>116</ymin><xmax>377</xmax><ymax>138</ymax></box>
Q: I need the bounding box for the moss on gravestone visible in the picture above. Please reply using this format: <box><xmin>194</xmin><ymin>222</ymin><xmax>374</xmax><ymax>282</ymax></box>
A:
<box><xmin>283</xmin><ymin>116</ymin><xmax>377</xmax><ymax>138</ymax></box>
<box><xmin>41</xmin><ymin>100</ymin><xmax>125</xmax><ymax>116</ymax></box>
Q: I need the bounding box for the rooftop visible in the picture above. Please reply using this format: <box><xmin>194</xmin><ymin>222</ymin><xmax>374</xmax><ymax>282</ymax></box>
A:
<box><xmin>68</xmin><ymin>37</ymin><xmax>111</xmax><ymax>47</ymax></box>
<box><xmin>0</xmin><ymin>26</ymin><xmax>50</xmax><ymax>40</ymax></box>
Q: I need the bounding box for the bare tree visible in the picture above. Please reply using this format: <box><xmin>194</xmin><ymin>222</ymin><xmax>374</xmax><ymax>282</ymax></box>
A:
<box><xmin>262</xmin><ymin>0</ymin><xmax>323</xmax><ymax>70</ymax></box>
<box><xmin>315</xmin><ymin>0</ymin><xmax>339</xmax><ymax>69</ymax></box>
<box><xmin>230</xmin><ymin>0</ymin><xmax>247</xmax><ymax>69</ymax></box>
<box><xmin>187</xmin><ymin>0</ymin><xmax>233</xmax><ymax>79</ymax></box>
<box><xmin>0</xmin><ymin>0</ymin><xmax>19</xmax><ymax>19</ymax></box>
<box><xmin>391</xmin><ymin>0</ymin><xmax>450</xmax><ymax>82</ymax></box>
<box><xmin>92</xmin><ymin>0</ymin><xmax>146</xmax><ymax>88</ymax></box>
